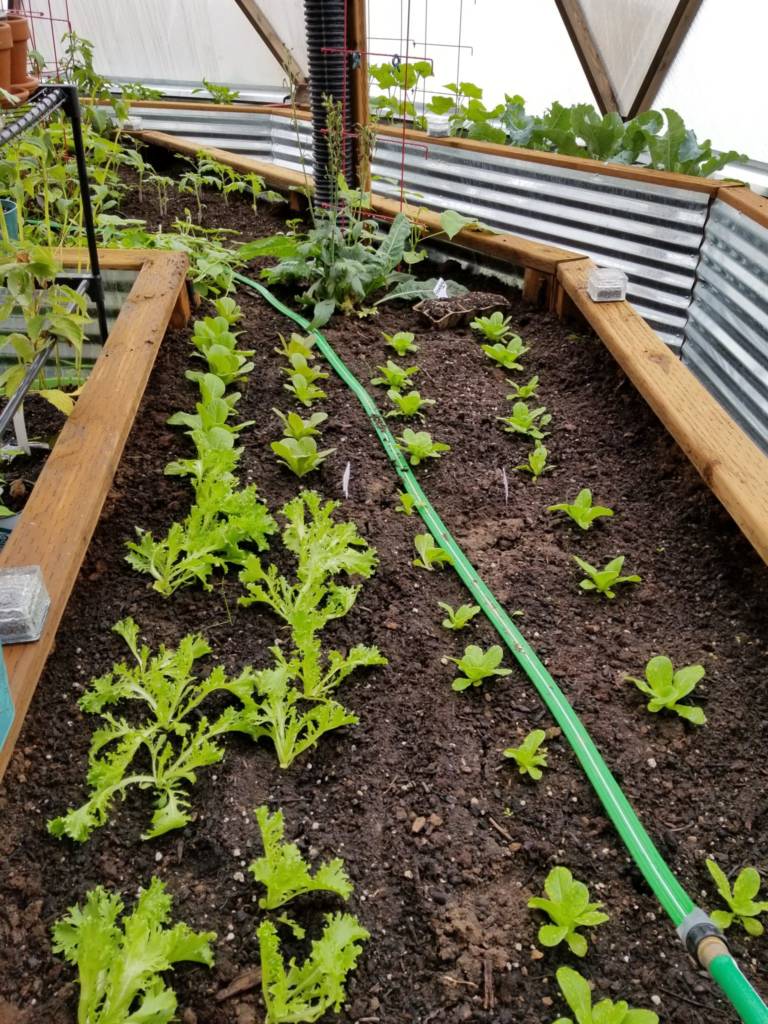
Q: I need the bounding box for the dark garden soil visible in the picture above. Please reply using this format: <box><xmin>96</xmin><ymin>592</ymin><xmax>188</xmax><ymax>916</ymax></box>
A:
<box><xmin>1</xmin><ymin>398</ymin><xmax>67</xmax><ymax>517</ymax></box>
<box><xmin>0</xmin><ymin>159</ymin><xmax>767</xmax><ymax>1024</ymax></box>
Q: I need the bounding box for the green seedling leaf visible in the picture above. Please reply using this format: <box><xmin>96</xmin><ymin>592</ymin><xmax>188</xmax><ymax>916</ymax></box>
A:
<box><xmin>397</xmin><ymin>428</ymin><xmax>450</xmax><ymax>466</ymax></box>
<box><xmin>385</xmin><ymin>388</ymin><xmax>435</xmax><ymax>419</ymax></box>
<box><xmin>438</xmin><ymin>601</ymin><xmax>480</xmax><ymax>630</ymax></box>
<box><xmin>498</xmin><ymin>400</ymin><xmax>552</xmax><ymax>440</ymax></box>
<box><xmin>573</xmin><ymin>555</ymin><xmax>641</xmax><ymax>599</ymax></box>
<box><xmin>383</xmin><ymin>330</ymin><xmax>418</xmax><ymax>356</ymax></box>
<box><xmin>413</xmin><ymin>533</ymin><xmax>453</xmax><ymax>571</ymax></box>
<box><xmin>548</xmin><ymin>488</ymin><xmax>614</xmax><ymax>530</ymax></box>
<box><xmin>274</xmin><ymin>331</ymin><xmax>317</xmax><ymax>361</ymax></box>
<box><xmin>481</xmin><ymin>334</ymin><xmax>528</xmax><ymax>371</ymax></box>
<box><xmin>507</xmin><ymin>375</ymin><xmax>540</xmax><ymax>399</ymax></box>
<box><xmin>284</xmin><ymin>372</ymin><xmax>327</xmax><ymax>407</ymax></box>
<box><xmin>528</xmin><ymin>866</ymin><xmax>609</xmax><ymax>957</ymax></box>
<box><xmin>504</xmin><ymin>729</ymin><xmax>548</xmax><ymax>780</ymax></box>
<box><xmin>514</xmin><ymin>441</ymin><xmax>553</xmax><ymax>481</ymax></box>
<box><xmin>553</xmin><ymin>965</ymin><xmax>659</xmax><ymax>1024</ymax></box>
<box><xmin>448</xmin><ymin>644</ymin><xmax>511</xmax><ymax>691</ymax></box>
<box><xmin>395</xmin><ymin>491</ymin><xmax>418</xmax><ymax>515</ymax></box>
<box><xmin>625</xmin><ymin>655</ymin><xmax>706</xmax><ymax>725</ymax></box>
<box><xmin>371</xmin><ymin>359</ymin><xmax>419</xmax><ymax>391</ymax></box>
<box><xmin>706</xmin><ymin>859</ymin><xmax>768</xmax><ymax>936</ymax></box>
<box><xmin>273</xmin><ymin>409</ymin><xmax>328</xmax><ymax>440</ymax></box>
<box><xmin>271</xmin><ymin>436</ymin><xmax>336</xmax><ymax>478</ymax></box>
<box><xmin>470</xmin><ymin>310</ymin><xmax>515</xmax><ymax>342</ymax></box>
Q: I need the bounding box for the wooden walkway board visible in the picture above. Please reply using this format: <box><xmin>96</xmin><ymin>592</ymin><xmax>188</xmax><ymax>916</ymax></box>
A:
<box><xmin>0</xmin><ymin>250</ymin><xmax>189</xmax><ymax>780</ymax></box>
<box><xmin>558</xmin><ymin>258</ymin><xmax>768</xmax><ymax>567</ymax></box>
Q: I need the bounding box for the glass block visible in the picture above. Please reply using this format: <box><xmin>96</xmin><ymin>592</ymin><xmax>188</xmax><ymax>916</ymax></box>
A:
<box><xmin>588</xmin><ymin>267</ymin><xmax>628</xmax><ymax>302</ymax></box>
<box><xmin>0</xmin><ymin>565</ymin><xmax>50</xmax><ymax>643</ymax></box>
<box><xmin>426</xmin><ymin>114</ymin><xmax>451</xmax><ymax>137</ymax></box>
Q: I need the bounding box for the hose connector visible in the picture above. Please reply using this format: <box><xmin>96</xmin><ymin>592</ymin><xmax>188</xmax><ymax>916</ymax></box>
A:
<box><xmin>677</xmin><ymin>907</ymin><xmax>729</xmax><ymax>967</ymax></box>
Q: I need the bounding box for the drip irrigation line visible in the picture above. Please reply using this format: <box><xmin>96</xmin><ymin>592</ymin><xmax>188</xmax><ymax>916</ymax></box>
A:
<box><xmin>233</xmin><ymin>271</ymin><xmax>768</xmax><ymax>1024</ymax></box>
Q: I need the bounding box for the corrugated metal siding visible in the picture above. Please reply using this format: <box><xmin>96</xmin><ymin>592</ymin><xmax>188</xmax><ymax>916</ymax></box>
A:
<box><xmin>131</xmin><ymin>107</ymin><xmax>712</xmax><ymax>349</ymax></box>
<box><xmin>682</xmin><ymin>200</ymin><xmax>768</xmax><ymax>454</ymax></box>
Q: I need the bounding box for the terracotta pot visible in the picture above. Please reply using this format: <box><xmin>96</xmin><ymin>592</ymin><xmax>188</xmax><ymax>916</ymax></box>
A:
<box><xmin>0</xmin><ymin>22</ymin><xmax>11</xmax><ymax>95</ymax></box>
<box><xmin>6</xmin><ymin>13</ymin><xmax>30</xmax><ymax>88</ymax></box>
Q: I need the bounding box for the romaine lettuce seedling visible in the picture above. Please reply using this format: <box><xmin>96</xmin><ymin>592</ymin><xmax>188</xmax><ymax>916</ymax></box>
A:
<box><xmin>573</xmin><ymin>555</ymin><xmax>641</xmax><ymax>599</ymax></box>
<box><xmin>52</xmin><ymin>878</ymin><xmax>215</xmax><ymax>1024</ymax></box>
<box><xmin>385</xmin><ymin>388</ymin><xmax>436</xmax><ymax>419</ymax></box>
<box><xmin>371</xmin><ymin>359</ymin><xmax>419</xmax><ymax>391</ymax></box>
<box><xmin>250</xmin><ymin>805</ymin><xmax>353</xmax><ymax>909</ymax></box>
<box><xmin>498</xmin><ymin>400</ymin><xmax>552</xmax><ymax>439</ymax></box>
<box><xmin>481</xmin><ymin>335</ymin><xmax>528</xmax><ymax>371</ymax></box>
<box><xmin>213</xmin><ymin>295</ymin><xmax>243</xmax><ymax>325</ymax></box>
<box><xmin>282</xmin><ymin>353</ymin><xmax>327</xmax><ymax>386</ymax></box>
<box><xmin>274</xmin><ymin>331</ymin><xmax>316</xmax><ymax>361</ymax></box>
<box><xmin>528</xmin><ymin>866</ymin><xmax>609</xmax><ymax>956</ymax></box>
<box><xmin>449</xmin><ymin>644</ymin><xmax>512</xmax><ymax>691</ymax></box>
<box><xmin>625</xmin><ymin>655</ymin><xmax>706</xmax><ymax>725</ymax></box>
<box><xmin>413</xmin><ymin>533</ymin><xmax>453</xmax><ymax>571</ymax></box>
<box><xmin>506</xmin><ymin>375</ymin><xmax>540</xmax><ymax>400</ymax></box>
<box><xmin>706</xmin><ymin>859</ymin><xmax>768</xmax><ymax>936</ymax></box>
<box><xmin>397</xmin><ymin>428</ymin><xmax>451</xmax><ymax>466</ymax></box>
<box><xmin>383</xmin><ymin>329</ymin><xmax>418</xmax><ymax>356</ymax></box>
<box><xmin>504</xmin><ymin>729</ymin><xmax>548</xmax><ymax>779</ymax></box>
<box><xmin>439</xmin><ymin>601</ymin><xmax>481</xmax><ymax>630</ymax></box>
<box><xmin>273</xmin><ymin>409</ymin><xmax>328</xmax><ymax>440</ymax></box>
<box><xmin>284</xmin><ymin>371</ymin><xmax>327</xmax><ymax>407</ymax></box>
<box><xmin>470</xmin><ymin>310</ymin><xmax>515</xmax><ymax>342</ymax></box>
<box><xmin>258</xmin><ymin>912</ymin><xmax>369</xmax><ymax>1024</ymax></box>
<box><xmin>271</xmin><ymin>436</ymin><xmax>336</xmax><ymax>477</ymax></box>
<box><xmin>553</xmin><ymin>966</ymin><xmax>659</xmax><ymax>1024</ymax></box>
<box><xmin>548</xmin><ymin>489</ymin><xmax>614</xmax><ymax>530</ymax></box>
<box><xmin>395</xmin><ymin>490</ymin><xmax>418</xmax><ymax>515</ymax></box>
<box><xmin>514</xmin><ymin>441</ymin><xmax>552</xmax><ymax>481</ymax></box>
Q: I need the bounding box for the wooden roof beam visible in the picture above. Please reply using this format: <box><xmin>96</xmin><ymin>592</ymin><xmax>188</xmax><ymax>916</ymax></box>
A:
<box><xmin>233</xmin><ymin>0</ymin><xmax>307</xmax><ymax>87</ymax></box>
<box><xmin>554</xmin><ymin>0</ymin><xmax>621</xmax><ymax>115</ymax></box>
<box><xmin>628</xmin><ymin>0</ymin><xmax>703</xmax><ymax>117</ymax></box>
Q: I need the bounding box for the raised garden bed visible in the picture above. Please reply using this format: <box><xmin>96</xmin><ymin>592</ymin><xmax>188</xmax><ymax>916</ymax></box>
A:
<box><xmin>0</xmin><ymin>167</ymin><xmax>766</xmax><ymax>1024</ymax></box>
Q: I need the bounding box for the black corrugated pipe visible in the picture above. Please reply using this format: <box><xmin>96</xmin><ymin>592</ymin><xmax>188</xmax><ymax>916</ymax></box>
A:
<box><xmin>304</xmin><ymin>0</ymin><xmax>353</xmax><ymax>206</ymax></box>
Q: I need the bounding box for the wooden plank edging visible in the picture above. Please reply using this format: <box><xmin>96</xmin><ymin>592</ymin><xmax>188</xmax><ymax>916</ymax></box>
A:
<box><xmin>0</xmin><ymin>250</ymin><xmax>190</xmax><ymax>779</ymax></box>
<box><xmin>557</xmin><ymin>258</ymin><xmax>768</xmax><ymax>566</ymax></box>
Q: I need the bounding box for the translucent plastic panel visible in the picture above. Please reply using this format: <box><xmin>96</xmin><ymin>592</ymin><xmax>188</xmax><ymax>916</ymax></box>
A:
<box><xmin>19</xmin><ymin>0</ymin><xmax>308</xmax><ymax>89</ymax></box>
<box><xmin>577</xmin><ymin>0</ymin><xmax>682</xmax><ymax>115</ymax></box>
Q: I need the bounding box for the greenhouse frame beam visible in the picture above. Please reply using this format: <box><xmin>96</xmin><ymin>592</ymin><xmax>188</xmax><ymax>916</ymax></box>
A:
<box><xmin>233</xmin><ymin>0</ymin><xmax>307</xmax><ymax>87</ymax></box>
<box><xmin>554</xmin><ymin>0</ymin><xmax>620</xmax><ymax>114</ymax></box>
<box><xmin>628</xmin><ymin>0</ymin><xmax>704</xmax><ymax>117</ymax></box>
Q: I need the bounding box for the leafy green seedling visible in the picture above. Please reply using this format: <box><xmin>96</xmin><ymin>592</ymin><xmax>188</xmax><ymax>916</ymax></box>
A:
<box><xmin>385</xmin><ymin>388</ymin><xmax>435</xmax><ymax>419</ymax></box>
<box><xmin>395</xmin><ymin>491</ymin><xmax>418</xmax><ymax>515</ymax></box>
<box><xmin>282</xmin><ymin>354</ymin><xmax>327</xmax><ymax>386</ymax></box>
<box><xmin>284</xmin><ymin>372</ymin><xmax>327</xmax><ymax>407</ymax></box>
<box><xmin>258</xmin><ymin>913</ymin><xmax>369</xmax><ymax>1024</ymax></box>
<box><xmin>397</xmin><ymin>428</ymin><xmax>451</xmax><ymax>466</ymax></box>
<box><xmin>271</xmin><ymin>436</ymin><xmax>335</xmax><ymax>477</ymax></box>
<box><xmin>507</xmin><ymin>375</ymin><xmax>540</xmax><ymax>400</ymax></box>
<box><xmin>439</xmin><ymin>601</ymin><xmax>481</xmax><ymax>630</ymax></box>
<box><xmin>573</xmin><ymin>555</ymin><xmax>641</xmax><ymax>599</ymax></box>
<box><xmin>706</xmin><ymin>859</ymin><xmax>768</xmax><ymax>936</ymax></box>
<box><xmin>383</xmin><ymin>330</ymin><xmax>418</xmax><ymax>356</ymax></box>
<box><xmin>273</xmin><ymin>409</ymin><xmax>328</xmax><ymax>440</ymax></box>
<box><xmin>413</xmin><ymin>533</ymin><xmax>453</xmax><ymax>571</ymax></box>
<box><xmin>371</xmin><ymin>359</ymin><xmax>419</xmax><ymax>391</ymax></box>
<box><xmin>528</xmin><ymin>866</ymin><xmax>609</xmax><ymax>956</ymax></box>
<box><xmin>504</xmin><ymin>729</ymin><xmax>548</xmax><ymax>780</ymax></box>
<box><xmin>498</xmin><ymin>400</ymin><xmax>552</xmax><ymax>439</ymax></box>
<box><xmin>274</xmin><ymin>331</ymin><xmax>316</xmax><ymax>361</ymax></box>
<box><xmin>515</xmin><ymin>442</ymin><xmax>553</xmax><ymax>481</ymax></box>
<box><xmin>52</xmin><ymin>878</ymin><xmax>215</xmax><ymax>1024</ymax></box>
<box><xmin>553</xmin><ymin>966</ymin><xmax>659</xmax><ymax>1024</ymax></box>
<box><xmin>625</xmin><ymin>655</ymin><xmax>706</xmax><ymax>725</ymax></box>
<box><xmin>448</xmin><ymin>644</ymin><xmax>512</xmax><ymax>692</ymax></box>
<box><xmin>212</xmin><ymin>296</ymin><xmax>243</xmax><ymax>324</ymax></box>
<box><xmin>481</xmin><ymin>335</ymin><xmax>528</xmax><ymax>371</ymax></box>
<box><xmin>470</xmin><ymin>310</ymin><xmax>515</xmax><ymax>342</ymax></box>
<box><xmin>250</xmin><ymin>806</ymin><xmax>352</xmax><ymax>909</ymax></box>
<box><xmin>548</xmin><ymin>489</ymin><xmax>614</xmax><ymax>530</ymax></box>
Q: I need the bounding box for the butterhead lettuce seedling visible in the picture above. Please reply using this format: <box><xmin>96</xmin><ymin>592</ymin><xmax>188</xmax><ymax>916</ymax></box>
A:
<box><xmin>706</xmin><ymin>859</ymin><xmax>768</xmax><ymax>935</ymax></box>
<box><xmin>52</xmin><ymin>877</ymin><xmax>215</xmax><ymax>1024</ymax></box>
<box><xmin>553</xmin><ymin>966</ymin><xmax>659</xmax><ymax>1024</ymax></box>
<box><xmin>515</xmin><ymin>441</ymin><xmax>552</xmax><ymax>481</ymax></box>
<box><xmin>507</xmin><ymin>375</ymin><xmax>540</xmax><ymax>400</ymax></box>
<box><xmin>383</xmin><ymin>329</ymin><xmax>418</xmax><ymax>356</ymax></box>
<box><xmin>470</xmin><ymin>310</ymin><xmax>515</xmax><ymax>342</ymax></box>
<box><xmin>548</xmin><ymin>489</ymin><xmax>614</xmax><ymax>530</ymax></box>
<box><xmin>573</xmin><ymin>555</ymin><xmax>641</xmax><ymax>599</ymax></box>
<box><xmin>413</xmin><ymin>533</ymin><xmax>453</xmax><ymax>571</ymax></box>
<box><xmin>481</xmin><ymin>335</ymin><xmax>528</xmax><ymax>371</ymax></box>
<box><xmin>395</xmin><ymin>490</ymin><xmax>418</xmax><ymax>515</ymax></box>
<box><xmin>274</xmin><ymin>331</ymin><xmax>316</xmax><ymax>361</ymax></box>
<box><xmin>504</xmin><ymin>729</ymin><xmax>548</xmax><ymax>780</ymax></box>
<box><xmin>385</xmin><ymin>388</ymin><xmax>435</xmax><ymax>419</ymax></box>
<box><xmin>284</xmin><ymin>371</ymin><xmax>327</xmax><ymax>407</ymax></box>
<box><xmin>498</xmin><ymin>400</ymin><xmax>552</xmax><ymax>440</ymax></box>
<box><xmin>439</xmin><ymin>601</ymin><xmax>481</xmax><ymax>630</ymax></box>
<box><xmin>271</xmin><ymin>436</ymin><xmax>336</xmax><ymax>477</ymax></box>
<box><xmin>397</xmin><ymin>428</ymin><xmax>451</xmax><ymax>466</ymax></box>
<box><xmin>371</xmin><ymin>359</ymin><xmax>419</xmax><ymax>391</ymax></box>
<box><xmin>273</xmin><ymin>409</ymin><xmax>328</xmax><ymax>440</ymax></box>
<box><xmin>528</xmin><ymin>866</ymin><xmax>609</xmax><ymax>956</ymax></box>
<box><xmin>449</xmin><ymin>644</ymin><xmax>512</xmax><ymax>691</ymax></box>
<box><xmin>250</xmin><ymin>806</ymin><xmax>353</xmax><ymax>909</ymax></box>
<box><xmin>625</xmin><ymin>655</ymin><xmax>706</xmax><ymax>725</ymax></box>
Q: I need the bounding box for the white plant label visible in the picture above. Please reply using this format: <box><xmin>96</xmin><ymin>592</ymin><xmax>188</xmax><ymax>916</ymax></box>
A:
<box><xmin>342</xmin><ymin>460</ymin><xmax>351</xmax><ymax>499</ymax></box>
<box><xmin>433</xmin><ymin>277</ymin><xmax>449</xmax><ymax>299</ymax></box>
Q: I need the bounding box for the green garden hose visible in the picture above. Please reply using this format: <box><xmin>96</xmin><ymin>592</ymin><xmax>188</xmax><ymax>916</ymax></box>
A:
<box><xmin>234</xmin><ymin>271</ymin><xmax>768</xmax><ymax>1024</ymax></box>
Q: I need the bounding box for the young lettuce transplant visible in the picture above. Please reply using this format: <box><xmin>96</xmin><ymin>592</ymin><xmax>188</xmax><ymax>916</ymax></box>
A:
<box><xmin>370</xmin><ymin>359</ymin><xmax>419</xmax><ymax>391</ymax></box>
<box><xmin>271</xmin><ymin>435</ymin><xmax>336</xmax><ymax>478</ymax></box>
<box><xmin>706</xmin><ymin>859</ymin><xmax>768</xmax><ymax>936</ymax></box>
<box><xmin>439</xmin><ymin>601</ymin><xmax>481</xmax><ymax>630</ymax></box>
<box><xmin>507</xmin><ymin>375</ymin><xmax>540</xmax><ymax>400</ymax></box>
<box><xmin>397</xmin><ymin>428</ymin><xmax>451</xmax><ymax>466</ymax></box>
<box><xmin>470</xmin><ymin>310</ymin><xmax>516</xmax><ymax>342</ymax></box>
<box><xmin>514</xmin><ymin>441</ymin><xmax>553</xmax><ymax>481</ymax></box>
<box><xmin>548</xmin><ymin>488</ymin><xmax>614</xmax><ymax>530</ymax></box>
<box><xmin>482</xmin><ymin>335</ymin><xmax>529</xmax><ymax>371</ymax></box>
<box><xmin>504</xmin><ymin>728</ymin><xmax>548</xmax><ymax>780</ymax></box>
<box><xmin>52</xmin><ymin>878</ymin><xmax>215</xmax><ymax>1024</ymax></box>
<box><xmin>625</xmin><ymin>655</ymin><xmax>706</xmax><ymax>725</ymax></box>
<box><xmin>413</xmin><ymin>533</ymin><xmax>453</xmax><ymax>571</ymax></box>
<box><xmin>274</xmin><ymin>331</ymin><xmax>317</xmax><ymax>361</ymax></box>
<box><xmin>284</xmin><ymin>370</ymin><xmax>327</xmax><ymax>407</ymax></box>
<box><xmin>498</xmin><ymin>400</ymin><xmax>552</xmax><ymax>440</ymax></box>
<box><xmin>395</xmin><ymin>490</ymin><xmax>419</xmax><ymax>515</ymax></box>
<box><xmin>385</xmin><ymin>388</ymin><xmax>435</xmax><ymax>419</ymax></box>
<box><xmin>528</xmin><ymin>866</ymin><xmax>609</xmax><ymax>956</ymax></box>
<box><xmin>573</xmin><ymin>555</ymin><xmax>641</xmax><ymax>599</ymax></box>
<box><xmin>384</xmin><ymin>329</ymin><xmax>419</xmax><ymax>356</ymax></box>
<box><xmin>553</xmin><ymin>966</ymin><xmax>659</xmax><ymax>1024</ymax></box>
<box><xmin>250</xmin><ymin>805</ymin><xmax>353</xmax><ymax>910</ymax></box>
<box><xmin>449</xmin><ymin>644</ymin><xmax>512</xmax><ymax>691</ymax></box>
<box><xmin>273</xmin><ymin>409</ymin><xmax>328</xmax><ymax>440</ymax></box>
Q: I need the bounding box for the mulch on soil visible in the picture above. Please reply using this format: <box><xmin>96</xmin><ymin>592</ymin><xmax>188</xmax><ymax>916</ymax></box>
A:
<box><xmin>0</xmin><ymin>158</ymin><xmax>766</xmax><ymax>1024</ymax></box>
